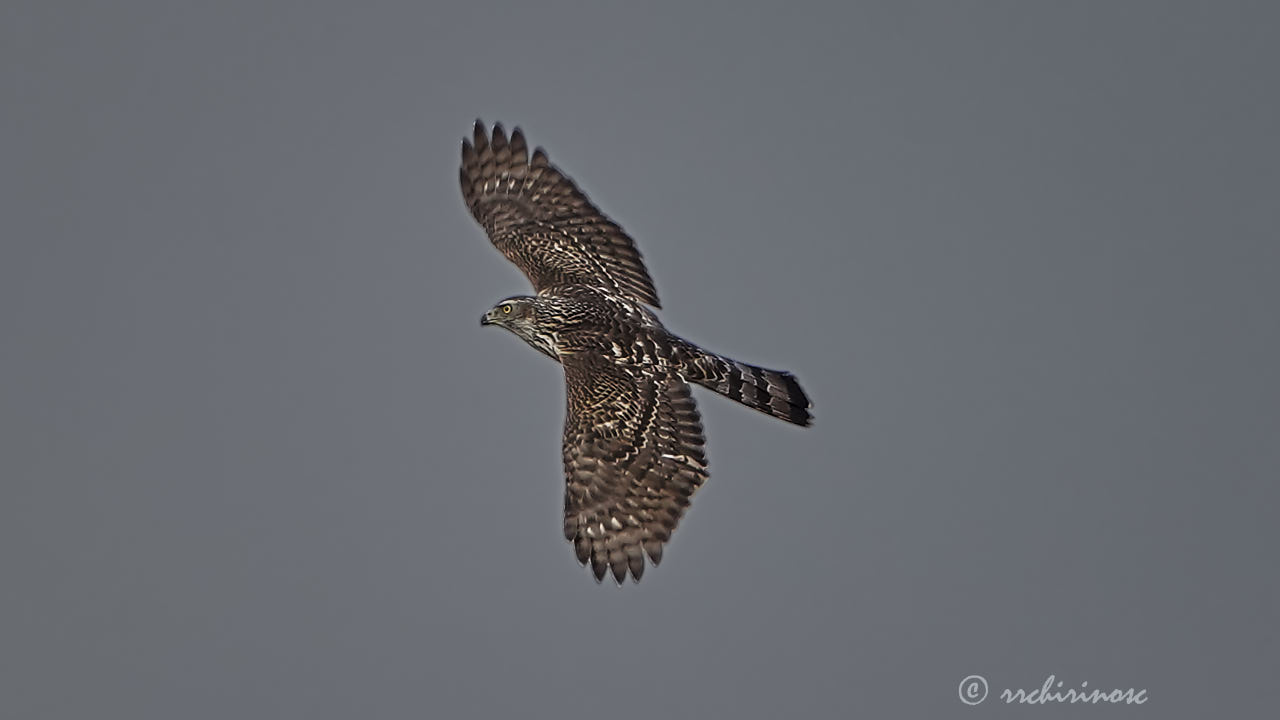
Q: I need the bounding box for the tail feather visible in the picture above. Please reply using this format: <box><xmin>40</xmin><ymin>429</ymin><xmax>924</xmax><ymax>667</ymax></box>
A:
<box><xmin>686</xmin><ymin>352</ymin><xmax>812</xmax><ymax>426</ymax></box>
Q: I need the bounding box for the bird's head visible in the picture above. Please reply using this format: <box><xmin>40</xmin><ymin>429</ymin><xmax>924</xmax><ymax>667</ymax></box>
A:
<box><xmin>480</xmin><ymin>296</ymin><xmax>559</xmax><ymax>359</ymax></box>
<box><xmin>480</xmin><ymin>296</ymin><xmax>536</xmax><ymax>329</ymax></box>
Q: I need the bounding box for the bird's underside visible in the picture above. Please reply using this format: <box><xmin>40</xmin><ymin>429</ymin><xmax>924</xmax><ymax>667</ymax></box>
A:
<box><xmin>462</xmin><ymin>120</ymin><xmax>811</xmax><ymax>584</ymax></box>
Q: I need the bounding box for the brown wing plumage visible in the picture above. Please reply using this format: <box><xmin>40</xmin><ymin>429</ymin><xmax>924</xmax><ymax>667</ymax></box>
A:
<box><xmin>561</xmin><ymin>352</ymin><xmax>707</xmax><ymax>583</ymax></box>
<box><xmin>460</xmin><ymin>120</ymin><xmax>661</xmax><ymax>307</ymax></box>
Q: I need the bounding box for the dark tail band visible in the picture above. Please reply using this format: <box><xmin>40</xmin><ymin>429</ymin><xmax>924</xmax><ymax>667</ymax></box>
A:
<box><xmin>686</xmin><ymin>352</ymin><xmax>812</xmax><ymax>426</ymax></box>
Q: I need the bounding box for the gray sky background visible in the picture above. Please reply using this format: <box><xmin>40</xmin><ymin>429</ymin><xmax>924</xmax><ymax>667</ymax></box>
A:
<box><xmin>3</xmin><ymin>2</ymin><xmax>1277</xmax><ymax>718</ymax></box>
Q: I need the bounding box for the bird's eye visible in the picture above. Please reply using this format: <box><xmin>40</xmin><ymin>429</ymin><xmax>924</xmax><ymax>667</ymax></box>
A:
<box><xmin>501</xmin><ymin>304</ymin><xmax>512</xmax><ymax>314</ymax></box>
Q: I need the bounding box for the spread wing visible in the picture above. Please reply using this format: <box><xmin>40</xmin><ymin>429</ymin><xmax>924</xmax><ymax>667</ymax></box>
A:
<box><xmin>561</xmin><ymin>352</ymin><xmax>708</xmax><ymax>583</ymax></box>
<box><xmin>460</xmin><ymin>121</ymin><xmax>661</xmax><ymax>308</ymax></box>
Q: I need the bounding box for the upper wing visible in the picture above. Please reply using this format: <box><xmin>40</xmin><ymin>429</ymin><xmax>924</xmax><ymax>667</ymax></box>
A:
<box><xmin>460</xmin><ymin>121</ymin><xmax>661</xmax><ymax>308</ymax></box>
<box><xmin>561</xmin><ymin>352</ymin><xmax>708</xmax><ymax>583</ymax></box>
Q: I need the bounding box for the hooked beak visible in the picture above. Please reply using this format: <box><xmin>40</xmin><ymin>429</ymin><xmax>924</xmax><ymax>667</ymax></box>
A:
<box><xmin>480</xmin><ymin>311</ymin><xmax>493</xmax><ymax>326</ymax></box>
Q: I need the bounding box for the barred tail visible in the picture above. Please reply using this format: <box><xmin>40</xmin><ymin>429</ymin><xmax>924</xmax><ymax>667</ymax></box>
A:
<box><xmin>686</xmin><ymin>351</ymin><xmax>813</xmax><ymax>427</ymax></box>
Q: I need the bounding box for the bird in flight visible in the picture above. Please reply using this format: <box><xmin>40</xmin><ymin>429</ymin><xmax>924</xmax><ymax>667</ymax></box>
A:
<box><xmin>461</xmin><ymin>121</ymin><xmax>811</xmax><ymax>584</ymax></box>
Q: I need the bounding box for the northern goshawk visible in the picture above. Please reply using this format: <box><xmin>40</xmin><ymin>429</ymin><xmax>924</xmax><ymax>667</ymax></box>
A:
<box><xmin>461</xmin><ymin>121</ymin><xmax>811</xmax><ymax>584</ymax></box>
